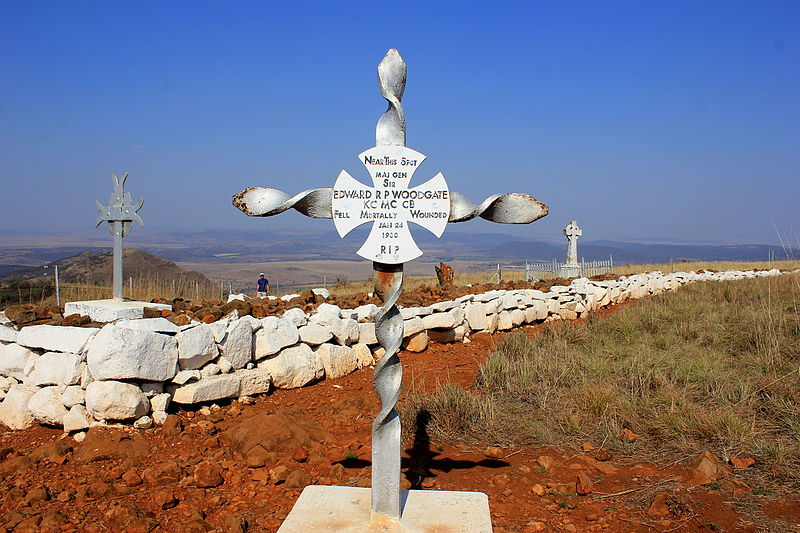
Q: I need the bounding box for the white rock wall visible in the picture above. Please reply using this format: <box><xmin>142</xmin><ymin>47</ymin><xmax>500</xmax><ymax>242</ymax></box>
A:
<box><xmin>0</xmin><ymin>267</ymin><xmax>791</xmax><ymax>431</ymax></box>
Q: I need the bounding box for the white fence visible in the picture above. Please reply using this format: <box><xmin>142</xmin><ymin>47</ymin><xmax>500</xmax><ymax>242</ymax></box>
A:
<box><xmin>489</xmin><ymin>256</ymin><xmax>615</xmax><ymax>282</ymax></box>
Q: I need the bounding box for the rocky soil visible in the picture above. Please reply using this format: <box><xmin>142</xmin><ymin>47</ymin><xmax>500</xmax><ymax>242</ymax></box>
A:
<box><xmin>1</xmin><ymin>324</ymin><xmax>797</xmax><ymax>533</ymax></box>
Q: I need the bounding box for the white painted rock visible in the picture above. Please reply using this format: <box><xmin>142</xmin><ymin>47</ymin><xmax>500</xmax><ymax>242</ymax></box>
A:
<box><xmin>171</xmin><ymin>373</ymin><xmax>242</xmax><ymax>404</ymax></box>
<box><xmin>60</xmin><ymin>385</ymin><xmax>86</xmax><ymax>408</ymax></box>
<box><xmin>177</xmin><ymin>324</ymin><xmax>219</xmax><ymax>370</ymax></box>
<box><xmin>254</xmin><ymin>317</ymin><xmax>299</xmax><ymax>359</ymax></box>
<box><xmin>217</xmin><ymin>356</ymin><xmax>233</xmax><ymax>374</ymax></box>
<box><xmin>497</xmin><ymin>311</ymin><xmax>513</xmax><ymax>331</ymax></box>
<box><xmin>201</xmin><ymin>363</ymin><xmax>221</xmax><ymax>378</ymax></box>
<box><xmin>312</xmin><ymin>288</ymin><xmax>330</xmax><ymax>298</ymax></box>
<box><xmin>0</xmin><ymin>376</ymin><xmax>17</xmax><ymax>393</ymax></box>
<box><xmin>464</xmin><ymin>303</ymin><xmax>489</xmax><ymax>331</ymax></box>
<box><xmin>0</xmin><ymin>384</ymin><xmax>37</xmax><ymax>429</ymax></box>
<box><xmin>423</xmin><ymin>308</ymin><xmax>464</xmax><ymax>330</ymax></box>
<box><xmin>403</xmin><ymin>317</ymin><xmax>424</xmax><ymax>338</ymax></box>
<box><xmin>116</xmin><ymin>318</ymin><xmax>180</xmax><ymax>333</ymax></box>
<box><xmin>87</xmin><ymin>324</ymin><xmax>178</xmax><ymax>381</ymax></box>
<box><xmin>0</xmin><ymin>343</ymin><xmax>37</xmax><ymax>380</ymax></box>
<box><xmin>27</xmin><ymin>352</ymin><xmax>83</xmax><ymax>387</ymax></box>
<box><xmin>259</xmin><ymin>344</ymin><xmax>323</xmax><ymax>389</ymax></box>
<box><xmin>172</xmin><ymin>369</ymin><xmax>201</xmax><ymax>385</ymax></box>
<box><xmin>0</xmin><ymin>324</ymin><xmax>18</xmax><ymax>343</ymax></box>
<box><xmin>311</xmin><ymin>313</ymin><xmax>359</xmax><ymax>345</ymax></box>
<box><xmin>150</xmin><ymin>392</ymin><xmax>171</xmax><ymax>412</ymax></box>
<box><xmin>316</xmin><ymin>303</ymin><xmax>341</xmax><ymax>316</ymax></box>
<box><xmin>63</xmin><ymin>404</ymin><xmax>91</xmax><ymax>432</ymax></box>
<box><xmin>358</xmin><ymin>322</ymin><xmax>378</xmax><ymax>345</ymax></box>
<box><xmin>237</xmin><ymin>369</ymin><xmax>272</xmax><ymax>396</ymax></box>
<box><xmin>282</xmin><ymin>307</ymin><xmax>308</xmax><ymax>327</ymax></box>
<box><xmin>316</xmin><ymin>343</ymin><xmax>358</xmax><ymax>379</ymax></box>
<box><xmin>298</xmin><ymin>322</ymin><xmax>333</xmax><ymax>345</ymax></box>
<box><xmin>85</xmin><ymin>380</ymin><xmax>150</xmax><ymax>420</ymax></box>
<box><xmin>28</xmin><ymin>386</ymin><xmax>68</xmax><ymax>426</ymax></box>
<box><xmin>219</xmin><ymin>319</ymin><xmax>254</xmax><ymax>370</ymax></box>
<box><xmin>17</xmin><ymin>325</ymin><xmax>99</xmax><ymax>354</ymax></box>
<box><xmin>353</xmin><ymin>304</ymin><xmax>379</xmax><ymax>323</ymax></box>
<box><xmin>280</xmin><ymin>293</ymin><xmax>301</xmax><ymax>302</ymax></box>
<box><xmin>351</xmin><ymin>343</ymin><xmax>374</xmax><ymax>368</ymax></box>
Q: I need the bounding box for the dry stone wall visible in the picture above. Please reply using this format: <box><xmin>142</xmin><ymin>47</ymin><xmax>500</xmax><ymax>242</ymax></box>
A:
<box><xmin>0</xmin><ymin>268</ymin><xmax>790</xmax><ymax>433</ymax></box>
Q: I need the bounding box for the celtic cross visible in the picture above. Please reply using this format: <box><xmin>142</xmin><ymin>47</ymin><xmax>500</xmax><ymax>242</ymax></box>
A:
<box><xmin>564</xmin><ymin>219</ymin><xmax>582</xmax><ymax>265</ymax></box>
<box><xmin>95</xmin><ymin>172</ymin><xmax>144</xmax><ymax>300</ymax></box>
<box><xmin>233</xmin><ymin>49</ymin><xmax>548</xmax><ymax>524</ymax></box>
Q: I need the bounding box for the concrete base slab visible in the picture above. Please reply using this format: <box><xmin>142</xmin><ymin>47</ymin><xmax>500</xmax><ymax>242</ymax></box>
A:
<box><xmin>64</xmin><ymin>299</ymin><xmax>172</xmax><ymax>322</ymax></box>
<box><xmin>278</xmin><ymin>485</ymin><xmax>493</xmax><ymax>532</ymax></box>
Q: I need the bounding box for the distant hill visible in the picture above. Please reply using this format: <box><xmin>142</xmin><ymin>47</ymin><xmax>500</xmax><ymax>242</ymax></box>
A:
<box><xmin>0</xmin><ymin>249</ymin><xmax>210</xmax><ymax>285</ymax></box>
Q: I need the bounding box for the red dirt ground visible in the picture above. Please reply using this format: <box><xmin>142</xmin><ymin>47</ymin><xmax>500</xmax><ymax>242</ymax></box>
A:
<box><xmin>1</xmin><ymin>318</ymin><xmax>798</xmax><ymax>532</ymax></box>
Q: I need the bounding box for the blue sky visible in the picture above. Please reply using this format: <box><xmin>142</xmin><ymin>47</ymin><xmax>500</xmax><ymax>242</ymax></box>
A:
<box><xmin>1</xmin><ymin>1</ymin><xmax>797</xmax><ymax>244</ymax></box>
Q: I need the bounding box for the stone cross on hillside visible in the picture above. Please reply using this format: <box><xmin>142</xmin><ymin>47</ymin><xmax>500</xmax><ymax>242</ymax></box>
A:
<box><xmin>564</xmin><ymin>220</ymin><xmax>582</xmax><ymax>265</ymax></box>
<box><xmin>95</xmin><ymin>173</ymin><xmax>144</xmax><ymax>300</ymax></box>
<box><xmin>233</xmin><ymin>49</ymin><xmax>548</xmax><ymax>527</ymax></box>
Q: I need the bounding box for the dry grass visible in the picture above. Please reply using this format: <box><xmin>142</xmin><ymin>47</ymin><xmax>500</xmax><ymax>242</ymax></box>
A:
<box><xmin>326</xmin><ymin>260</ymin><xmax>799</xmax><ymax>299</ymax></box>
<box><xmin>400</xmin><ymin>272</ymin><xmax>800</xmax><ymax>483</ymax></box>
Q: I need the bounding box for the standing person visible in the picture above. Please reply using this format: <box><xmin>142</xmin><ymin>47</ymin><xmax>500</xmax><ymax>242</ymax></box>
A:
<box><xmin>256</xmin><ymin>273</ymin><xmax>270</xmax><ymax>298</ymax></box>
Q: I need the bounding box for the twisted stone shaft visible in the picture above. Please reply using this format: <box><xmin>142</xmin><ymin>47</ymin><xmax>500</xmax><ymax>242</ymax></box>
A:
<box><xmin>370</xmin><ymin>48</ymin><xmax>407</xmax><ymax>520</ymax></box>
<box><xmin>233</xmin><ymin>186</ymin><xmax>548</xmax><ymax>224</ymax></box>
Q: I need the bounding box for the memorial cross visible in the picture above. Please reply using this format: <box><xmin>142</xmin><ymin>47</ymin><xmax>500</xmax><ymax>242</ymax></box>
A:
<box><xmin>564</xmin><ymin>220</ymin><xmax>582</xmax><ymax>265</ymax></box>
<box><xmin>233</xmin><ymin>49</ymin><xmax>548</xmax><ymax>523</ymax></box>
<box><xmin>95</xmin><ymin>173</ymin><xmax>144</xmax><ymax>300</ymax></box>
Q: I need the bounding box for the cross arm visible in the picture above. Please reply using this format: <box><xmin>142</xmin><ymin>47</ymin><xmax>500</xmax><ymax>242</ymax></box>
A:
<box><xmin>232</xmin><ymin>187</ymin><xmax>548</xmax><ymax>224</ymax></box>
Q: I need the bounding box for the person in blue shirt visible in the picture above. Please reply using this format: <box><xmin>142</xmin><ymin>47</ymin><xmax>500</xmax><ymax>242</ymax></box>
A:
<box><xmin>256</xmin><ymin>273</ymin><xmax>270</xmax><ymax>297</ymax></box>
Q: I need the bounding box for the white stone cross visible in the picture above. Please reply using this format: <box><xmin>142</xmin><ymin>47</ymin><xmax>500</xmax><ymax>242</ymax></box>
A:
<box><xmin>95</xmin><ymin>173</ymin><xmax>144</xmax><ymax>300</ymax></box>
<box><xmin>564</xmin><ymin>219</ymin><xmax>582</xmax><ymax>265</ymax></box>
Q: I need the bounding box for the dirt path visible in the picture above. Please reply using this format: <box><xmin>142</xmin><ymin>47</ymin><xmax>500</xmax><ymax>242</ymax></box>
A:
<box><xmin>1</xmin><ymin>322</ymin><xmax>798</xmax><ymax>532</ymax></box>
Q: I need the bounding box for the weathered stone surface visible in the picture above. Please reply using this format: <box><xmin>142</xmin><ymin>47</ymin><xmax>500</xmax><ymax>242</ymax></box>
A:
<box><xmin>177</xmin><ymin>324</ymin><xmax>219</xmax><ymax>370</ymax></box>
<box><xmin>27</xmin><ymin>352</ymin><xmax>83</xmax><ymax>387</ymax></box>
<box><xmin>427</xmin><ymin>327</ymin><xmax>466</xmax><ymax>344</ymax></box>
<box><xmin>219</xmin><ymin>319</ymin><xmax>254</xmax><ymax>370</ymax></box>
<box><xmin>316</xmin><ymin>344</ymin><xmax>358</xmax><ymax>379</ymax></box>
<box><xmin>63</xmin><ymin>404</ymin><xmax>91</xmax><ymax>432</ymax></box>
<box><xmin>201</xmin><ymin>363</ymin><xmax>221</xmax><ymax>378</ymax></box>
<box><xmin>403</xmin><ymin>317</ymin><xmax>424</xmax><ymax>338</ymax></box>
<box><xmin>150</xmin><ymin>393</ymin><xmax>171</xmax><ymax>412</ymax></box>
<box><xmin>17</xmin><ymin>325</ymin><xmax>99</xmax><ymax>354</ymax></box>
<box><xmin>311</xmin><ymin>314</ymin><xmax>358</xmax><ymax>345</ymax></box>
<box><xmin>464</xmin><ymin>303</ymin><xmax>488</xmax><ymax>331</ymax></box>
<box><xmin>28</xmin><ymin>386</ymin><xmax>68</xmax><ymax>426</ymax></box>
<box><xmin>116</xmin><ymin>318</ymin><xmax>181</xmax><ymax>334</ymax></box>
<box><xmin>0</xmin><ymin>324</ymin><xmax>18</xmax><ymax>343</ymax></box>
<box><xmin>298</xmin><ymin>323</ymin><xmax>333</xmax><ymax>345</ymax></box>
<box><xmin>217</xmin><ymin>356</ymin><xmax>233</xmax><ymax>374</ymax></box>
<box><xmin>358</xmin><ymin>322</ymin><xmax>377</xmax><ymax>345</ymax></box>
<box><xmin>255</xmin><ymin>317</ymin><xmax>299</xmax><ymax>359</ymax></box>
<box><xmin>351</xmin><ymin>343</ymin><xmax>373</xmax><ymax>368</ymax></box>
<box><xmin>0</xmin><ymin>376</ymin><xmax>17</xmax><ymax>393</ymax></box>
<box><xmin>423</xmin><ymin>311</ymin><xmax>457</xmax><ymax>330</ymax></box>
<box><xmin>259</xmin><ymin>344</ymin><xmax>323</xmax><ymax>389</ymax></box>
<box><xmin>315</xmin><ymin>303</ymin><xmax>341</xmax><ymax>316</ymax></box>
<box><xmin>509</xmin><ymin>309</ymin><xmax>526</xmax><ymax>327</ymax></box>
<box><xmin>282</xmin><ymin>308</ymin><xmax>308</xmax><ymax>327</ymax></box>
<box><xmin>0</xmin><ymin>384</ymin><xmax>37</xmax><ymax>429</ymax></box>
<box><xmin>64</xmin><ymin>299</ymin><xmax>171</xmax><ymax>322</ymax></box>
<box><xmin>87</xmin><ymin>324</ymin><xmax>178</xmax><ymax>382</ymax></box>
<box><xmin>497</xmin><ymin>311</ymin><xmax>513</xmax><ymax>331</ymax></box>
<box><xmin>0</xmin><ymin>343</ymin><xmax>37</xmax><ymax>380</ymax></box>
<box><xmin>140</xmin><ymin>382</ymin><xmax>164</xmax><ymax>396</ymax></box>
<box><xmin>353</xmin><ymin>304</ymin><xmax>379</xmax><ymax>323</ymax></box>
<box><xmin>172</xmin><ymin>369</ymin><xmax>201</xmax><ymax>385</ymax></box>
<box><xmin>60</xmin><ymin>385</ymin><xmax>85</xmax><ymax>408</ymax></box>
<box><xmin>403</xmin><ymin>331</ymin><xmax>429</xmax><ymax>352</ymax></box>
<box><xmin>171</xmin><ymin>373</ymin><xmax>242</xmax><ymax>404</ymax></box>
<box><xmin>237</xmin><ymin>369</ymin><xmax>272</xmax><ymax>396</ymax></box>
<box><xmin>85</xmin><ymin>381</ymin><xmax>150</xmax><ymax>420</ymax></box>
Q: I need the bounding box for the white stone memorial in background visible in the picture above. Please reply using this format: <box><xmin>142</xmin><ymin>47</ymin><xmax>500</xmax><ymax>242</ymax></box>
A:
<box><xmin>64</xmin><ymin>173</ymin><xmax>172</xmax><ymax>322</ymax></box>
<box><xmin>559</xmin><ymin>219</ymin><xmax>582</xmax><ymax>278</ymax></box>
<box><xmin>234</xmin><ymin>49</ymin><xmax>548</xmax><ymax>532</ymax></box>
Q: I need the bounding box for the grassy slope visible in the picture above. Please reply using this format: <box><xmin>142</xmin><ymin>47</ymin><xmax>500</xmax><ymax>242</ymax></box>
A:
<box><xmin>401</xmin><ymin>272</ymin><xmax>800</xmax><ymax>484</ymax></box>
